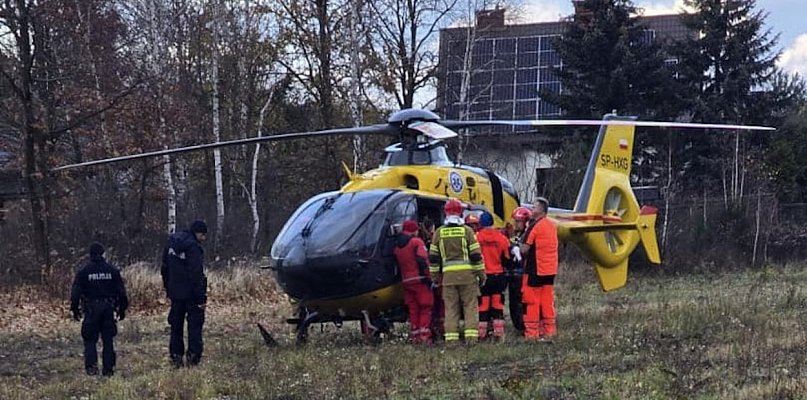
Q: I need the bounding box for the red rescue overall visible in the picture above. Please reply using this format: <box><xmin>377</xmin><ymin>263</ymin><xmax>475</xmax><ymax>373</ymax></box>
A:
<box><xmin>393</xmin><ymin>221</ymin><xmax>434</xmax><ymax>344</ymax></box>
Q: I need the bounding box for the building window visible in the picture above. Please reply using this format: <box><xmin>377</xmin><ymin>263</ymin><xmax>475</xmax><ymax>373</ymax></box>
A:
<box><xmin>638</xmin><ymin>29</ymin><xmax>656</xmax><ymax>45</ymax></box>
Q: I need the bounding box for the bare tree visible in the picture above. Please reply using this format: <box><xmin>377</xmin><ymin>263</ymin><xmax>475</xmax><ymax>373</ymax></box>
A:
<box><xmin>274</xmin><ymin>0</ymin><xmax>347</xmax><ymax>128</ymax></box>
<box><xmin>367</xmin><ymin>0</ymin><xmax>457</xmax><ymax>109</ymax></box>
<box><xmin>0</xmin><ymin>0</ymin><xmax>51</xmax><ymax>265</ymax></box>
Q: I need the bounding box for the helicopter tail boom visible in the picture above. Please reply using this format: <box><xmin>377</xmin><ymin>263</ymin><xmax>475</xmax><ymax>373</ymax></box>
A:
<box><xmin>558</xmin><ymin>117</ymin><xmax>661</xmax><ymax>291</ymax></box>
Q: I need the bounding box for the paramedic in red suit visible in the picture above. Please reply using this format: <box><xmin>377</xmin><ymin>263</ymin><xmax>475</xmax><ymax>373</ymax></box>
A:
<box><xmin>393</xmin><ymin>220</ymin><xmax>435</xmax><ymax>344</ymax></box>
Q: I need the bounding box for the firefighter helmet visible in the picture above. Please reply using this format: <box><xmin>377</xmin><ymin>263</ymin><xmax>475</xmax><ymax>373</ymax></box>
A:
<box><xmin>444</xmin><ymin>199</ymin><xmax>463</xmax><ymax>216</ymax></box>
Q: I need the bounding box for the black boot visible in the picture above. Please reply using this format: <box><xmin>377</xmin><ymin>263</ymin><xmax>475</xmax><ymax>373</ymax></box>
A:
<box><xmin>86</xmin><ymin>365</ymin><xmax>99</xmax><ymax>376</ymax></box>
<box><xmin>186</xmin><ymin>352</ymin><xmax>201</xmax><ymax>367</ymax></box>
<box><xmin>102</xmin><ymin>368</ymin><xmax>114</xmax><ymax>377</ymax></box>
<box><xmin>170</xmin><ymin>354</ymin><xmax>184</xmax><ymax>369</ymax></box>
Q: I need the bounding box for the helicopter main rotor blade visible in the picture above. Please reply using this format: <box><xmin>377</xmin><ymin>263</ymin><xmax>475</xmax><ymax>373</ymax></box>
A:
<box><xmin>440</xmin><ymin>119</ymin><xmax>776</xmax><ymax>131</ymax></box>
<box><xmin>51</xmin><ymin>124</ymin><xmax>396</xmax><ymax>172</ymax></box>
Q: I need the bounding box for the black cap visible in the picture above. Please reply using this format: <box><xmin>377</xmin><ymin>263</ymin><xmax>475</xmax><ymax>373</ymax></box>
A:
<box><xmin>89</xmin><ymin>242</ymin><xmax>105</xmax><ymax>256</ymax></box>
<box><xmin>190</xmin><ymin>220</ymin><xmax>208</xmax><ymax>234</ymax></box>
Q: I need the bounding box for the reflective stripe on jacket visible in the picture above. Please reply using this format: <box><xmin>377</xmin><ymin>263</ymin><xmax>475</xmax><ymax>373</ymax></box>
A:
<box><xmin>428</xmin><ymin>224</ymin><xmax>482</xmax><ymax>274</ymax></box>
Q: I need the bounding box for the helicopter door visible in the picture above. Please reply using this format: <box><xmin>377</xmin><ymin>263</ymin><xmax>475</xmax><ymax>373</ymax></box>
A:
<box><xmin>415</xmin><ymin>197</ymin><xmax>446</xmax><ymax>242</ymax></box>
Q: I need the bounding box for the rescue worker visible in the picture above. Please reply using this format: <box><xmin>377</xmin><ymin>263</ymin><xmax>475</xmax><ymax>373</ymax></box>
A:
<box><xmin>507</xmin><ymin>206</ymin><xmax>533</xmax><ymax>334</ymax></box>
<box><xmin>519</xmin><ymin>198</ymin><xmax>559</xmax><ymax>339</ymax></box>
<box><xmin>465</xmin><ymin>213</ymin><xmax>481</xmax><ymax>232</ymax></box>
<box><xmin>419</xmin><ymin>218</ymin><xmax>445</xmax><ymax>341</ymax></box>
<box><xmin>393</xmin><ymin>220</ymin><xmax>434</xmax><ymax>344</ymax></box>
<box><xmin>429</xmin><ymin>199</ymin><xmax>486</xmax><ymax>343</ymax></box>
<box><xmin>161</xmin><ymin>220</ymin><xmax>208</xmax><ymax>367</ymax></box>
<box><xmin>475</xmin><ymin>211</ymin><xmax>511</xmax><ymax>341</ymax></box>
<box><xmin>70</xmin><ymin>242</ymin><xmax>128</xmax><ymax>376</ymax></box>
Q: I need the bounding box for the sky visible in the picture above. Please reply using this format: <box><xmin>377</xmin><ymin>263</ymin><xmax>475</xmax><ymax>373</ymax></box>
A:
<box><xmin>520</xmin><ymin>0</ymin><xmax>807</xmax><ymax>77</ymax></box>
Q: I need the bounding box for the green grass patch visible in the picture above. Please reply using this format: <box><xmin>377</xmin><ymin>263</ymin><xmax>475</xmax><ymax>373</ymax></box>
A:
<box><xmin>1</xmin><ymin>264</ymin><xmax>805</xmax><ymax>399</ymax></box>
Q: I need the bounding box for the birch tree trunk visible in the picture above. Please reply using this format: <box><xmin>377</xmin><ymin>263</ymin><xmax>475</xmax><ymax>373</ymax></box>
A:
<box><xmin>211</xmin><ymin>0</ymin><xmax>226</xmax><ymax>254</ymax></box>
<box><xmin>661</xmin><ymin>131</ymin><xmax>672</xmax><ymax>251</ymax></box>
<box><xmin>349</xmin><ymin>0</ymin><xmax>364</xmax><ymax>172</ymax></box>
<box><xmin>145</xmin><ymin>0</ymin><xmax>177</xmax><ymax>233</ymax></box>
<box><xmin>249</xmin><ymin>96</ymin><xmax>274</xmax><ymax>252</ymax></box>
<box><xmin>160</xmin><ymin>112</ymin><xmax>177</xmax><ymax>234</ymax></box>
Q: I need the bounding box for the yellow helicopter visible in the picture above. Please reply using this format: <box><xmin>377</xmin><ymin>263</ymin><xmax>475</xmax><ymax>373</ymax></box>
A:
<box><xmin>53</xmin><ymin>108</ymin><xmax>773</xmax><ymax>342</ymax></box>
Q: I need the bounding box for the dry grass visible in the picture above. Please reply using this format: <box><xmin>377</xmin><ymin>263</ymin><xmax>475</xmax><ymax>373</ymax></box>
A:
<box><xmin>122</xmin><ymin>260</ymin><xmax>288</xmax><ymax>313</ymax></box>
<box><xmin>0</xmin><ymin>262</ymin><xmax>805</xmax><ymax>399</ymax></box>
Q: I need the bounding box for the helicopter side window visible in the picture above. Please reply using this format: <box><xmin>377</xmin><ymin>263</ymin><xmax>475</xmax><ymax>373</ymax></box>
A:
<box><xmin>389</xmin><ymin>198</ymin><xmax>417</xmax><ymax>234</ymax></box>
<box><xmin>384</xmin><ymin>151</ymin><xmax>407</xmax><ymax>166</ymax></box>
<box><xmin>429</xmin><ymin>146</ymin><xmax>452</xmax><ymax>165</ymax></box>
<box><xmin>411</xmin><ymin>150</ymin><xmax>430</xmax><ymax>165</ymax></box>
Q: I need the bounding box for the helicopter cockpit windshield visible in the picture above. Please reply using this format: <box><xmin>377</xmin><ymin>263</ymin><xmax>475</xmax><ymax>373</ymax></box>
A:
<box><xmin>271</xmin><ymin>190</ymin><xmax>411</xmax><ymax>264</ymax></box>
<box><xmin>382</xmin><ymin>142</ymin><xmax>453</xmax><ymax>167</ymax></box>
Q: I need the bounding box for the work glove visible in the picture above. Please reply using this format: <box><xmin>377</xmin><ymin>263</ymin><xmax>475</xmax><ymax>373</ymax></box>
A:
<box><xmin>117</xmin><ymin>308</ymin><xmax>126</xmax><ymax>321</ymax></box>
<box><xmin>71</xmin><ymin>309</ymin><xmax>81</xmax><ymax>322</ymax></box>
<box><xmin>510</xmin><ymin>246</ymin><xmax>522</xmax><ymax>263</ymax></box>
<box><xmin>476</xmin><ymin>271</ymin><xmax>487</xmax><ymax>287</ymax></box>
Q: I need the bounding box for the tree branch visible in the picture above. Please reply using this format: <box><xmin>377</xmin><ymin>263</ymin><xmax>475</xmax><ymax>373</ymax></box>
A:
<box><xmin>46</xmin><ymin>83</ymin><xmax>140</xmax><ymax>138</ymax></box>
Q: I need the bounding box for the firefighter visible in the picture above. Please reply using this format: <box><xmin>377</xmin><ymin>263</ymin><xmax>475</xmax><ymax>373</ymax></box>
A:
<box><xmin>70</xmin><ymin>242</ymin><xmax>129</xmax><ymax>376</ymax></box>
<box><xmin>162</xmin><ymin>220</ymin><xmax>208</xmax><ymax>367</ymax></box>
<box><xmin>507</xmin><ymin>206</ymin><xmax>533</xmax><ymax>334</ymax></box>
<box><xmin>393</xmin><ymin>220</ymin><xmax>434</xmax><ymax>344</ymax></box>
<box><xmin>519</xmin><ymin>198</ymin><xmax>559</xmax><ymax>339</ymax></box>
<box><xmin>429</xmin><ymin>199</ymin><xmax>486</xmax><ymax>343</ymax></box>
<box><xmin>475</xmin><ymin>211</ymin><xmax>510</xmax><ymax>341</ymax></box>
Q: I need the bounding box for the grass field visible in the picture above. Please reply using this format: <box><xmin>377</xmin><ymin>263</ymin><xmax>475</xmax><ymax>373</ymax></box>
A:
<box><xmin>0</xmin><ymin>262</ymin><xmax>805</xmax><ymax>400</ymax></box>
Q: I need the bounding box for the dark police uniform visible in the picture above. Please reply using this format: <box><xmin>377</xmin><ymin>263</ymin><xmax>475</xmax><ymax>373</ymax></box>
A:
<box><xmin>161</xmin><ymin>221</ymin><xmax>207</xmax><ymax>367</ymax></box>
<box><xmin>70</xmin><ymin>242</ymin><xmax>128</xmax><ymax>376</ymax></box>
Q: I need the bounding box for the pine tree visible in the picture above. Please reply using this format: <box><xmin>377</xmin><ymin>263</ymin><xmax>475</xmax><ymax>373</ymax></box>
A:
<box><xmin>676</xmin><ymin>0</ymin><xmax>778</xmax><ymax>124</ymax></box>
<box><xmin>544</xmin><ymin>0</ymin><xmax>681</xmax><ymax>119</ymax></box>
<box><xmin>673</xmin><ymin>0</ymin><xmax>781</xmax><ymax>196</ymax></box>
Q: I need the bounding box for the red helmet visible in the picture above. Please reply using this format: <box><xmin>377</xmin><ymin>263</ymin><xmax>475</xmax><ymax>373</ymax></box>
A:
<box><xmin>444</xmin><ymin>199</ymin><xmax>463</xmax><ymax>216</ymax></box>
<box><xmin>511</xmin><ymin>206</ymin><xmax>532</xmax><ymax>222</ymax></box>
<box><xmin>464</xmin><ymin>214</ymin><xmax>480</xmax><ymax>225</ymax></box>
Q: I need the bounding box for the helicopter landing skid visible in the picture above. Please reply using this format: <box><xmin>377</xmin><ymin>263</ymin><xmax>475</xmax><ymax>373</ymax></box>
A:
<box><xmin>293</xmin><ymin>307</ymin><xmax>320</xmax><ymax>345</ymax></box>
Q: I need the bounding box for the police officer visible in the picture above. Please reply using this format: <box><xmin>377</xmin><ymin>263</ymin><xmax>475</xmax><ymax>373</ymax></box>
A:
<box><xmin>161</xmin><ymin>220</ymin><xmax>208</xmax><ymax>367</ymax></box>
<box><xmin>70</xmin><ymin>242</ymin><xmax>128</xmax><ymax>376</ymax></box>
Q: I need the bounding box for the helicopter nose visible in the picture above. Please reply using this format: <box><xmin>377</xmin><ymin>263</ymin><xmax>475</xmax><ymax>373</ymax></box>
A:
<box><xmin>275</xmin><ymin>249</ymin><xmax>371</xmax><ymax>300</ymax></box>
<box><xmin>281</xmin><ymin>245</ymin><xmax>306</xmax><ymax>268</ymax></box>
